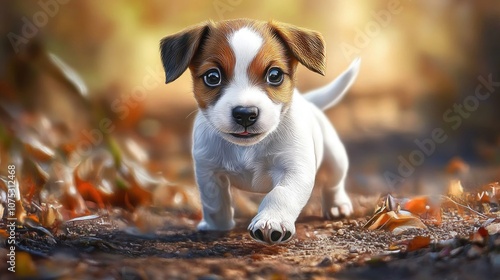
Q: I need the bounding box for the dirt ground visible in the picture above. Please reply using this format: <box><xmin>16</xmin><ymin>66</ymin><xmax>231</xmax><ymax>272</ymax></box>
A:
<box><xmin>2</xmin><ymin>207</ymin><xmax>499</xmax><ymax>280</ymax></box>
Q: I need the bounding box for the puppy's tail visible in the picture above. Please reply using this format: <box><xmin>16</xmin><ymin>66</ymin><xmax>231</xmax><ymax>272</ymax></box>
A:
<box><xmin>304</xmin><ymin>57</ymin><xmax>360</xmax><ymax>111</ymax></box>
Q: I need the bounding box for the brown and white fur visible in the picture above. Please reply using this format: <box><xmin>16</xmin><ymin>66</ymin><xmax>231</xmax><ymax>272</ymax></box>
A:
<box><xmin>160</xmin><ymin>19</ymin><xmax>360</xmax><ymax>244</ymax></box>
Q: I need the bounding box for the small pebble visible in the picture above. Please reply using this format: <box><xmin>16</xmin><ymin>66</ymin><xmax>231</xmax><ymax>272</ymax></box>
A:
<box><xmin>466</xmin><ymin>245</ymin><xmax>482</xmax><ymax>259</ymax></box>
<box><xmin>450</xmin><ymin>247</ymin><xmax>463</xmax><ymax>257</ymax></box>
<box><xmin>331</xmin><ymin>221</ymin><xmax>343</xmax><ymax>229</ymax></box>
<box><xmin>317</xmin><ymin>256</ymin><xmax>333</xmax><ymax>267</ymax></box>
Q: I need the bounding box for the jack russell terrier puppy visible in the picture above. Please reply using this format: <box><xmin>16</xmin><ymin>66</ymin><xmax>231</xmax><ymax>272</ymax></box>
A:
<box><xmin>160</xmin><ymin>19</ymin><xmax>360</xmax><ymax>244</ymax></box>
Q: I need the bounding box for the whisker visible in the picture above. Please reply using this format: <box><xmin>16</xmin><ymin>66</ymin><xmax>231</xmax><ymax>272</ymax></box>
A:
<box><xmin>185</xmin><ymin>109</ymin><xmax>199</xmax><ymax>120</ymax></box>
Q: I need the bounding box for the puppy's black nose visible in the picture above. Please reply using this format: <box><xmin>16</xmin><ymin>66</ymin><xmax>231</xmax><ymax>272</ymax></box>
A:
<box><xmin>232</xmin><ymin>106</ymin><xmax>259</xmax><ymax>127</ymax></box>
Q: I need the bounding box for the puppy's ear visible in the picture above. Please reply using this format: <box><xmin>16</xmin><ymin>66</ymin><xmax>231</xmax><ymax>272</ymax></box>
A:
<box><xmin>160</xmin><ymin>22</ymin><xmax>210</xmax><ymax>83</ymax></box>
<box><xmin>270</xmin><ymin>21</ymin><xmax>326</xmax><ymax>75</ymax></box>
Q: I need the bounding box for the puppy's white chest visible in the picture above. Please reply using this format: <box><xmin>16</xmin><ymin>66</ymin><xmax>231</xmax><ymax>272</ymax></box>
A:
<box><xmin>220</xmin><ymin>146</ymin><xmax>275</xmax><ymax>193</ymax></box>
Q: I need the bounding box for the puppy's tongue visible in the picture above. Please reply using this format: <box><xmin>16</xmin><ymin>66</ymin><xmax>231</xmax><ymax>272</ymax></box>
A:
<box><xmin>239</xmin><ymin>131</ymin><xmax>250</xmax><ymax>136</ymax></box>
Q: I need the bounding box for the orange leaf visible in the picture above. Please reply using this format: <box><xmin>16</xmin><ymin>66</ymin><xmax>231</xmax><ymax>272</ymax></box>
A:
<box><xmin>75</xmin><ymin>179</ymin><xmax>107</xmax><ymax>209</ymax></box>
<box><xmin>22</xmin><ymin>177</ymin><xmax>38</xmax><ymax>204</ymax></box>
<box><xmin>407</xmin><ymin>236</ymin><xmax>431</xmax><ymax>252</ymax></box>
<box><xmin>403</xmin><ymin>196</ymin><xmax>442</xmax><ymax>225</ymax></box>
<box><xmin>384</xmin><ymin>212</ymin><xmax>427</xmax><ymax>233</ymax></box>
<box><xmin>404</xmin><ymin>196</ymin><xmax>429</xmax><ymax>214</ymax></box>
<box><xmin>74</xmin><ymin>150</ymin><xmax>118</xmax><ymax>209</ymax></box>
<box><xmin>477</xmin><ymin>227</ymin><xmax>489</xmax><ymax>238</ymax></box>
<box><xmin>365</xmin><ymin>209</ymin><xmax>390</xmax><ymax>230</ymax></box>
<box><xmin>122</xmin><ymin>180</ymin><xmax>152</xmax><ymax>210</ymax></box>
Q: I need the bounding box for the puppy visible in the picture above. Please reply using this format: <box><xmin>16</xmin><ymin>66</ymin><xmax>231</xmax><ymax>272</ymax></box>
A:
<box><xmin>160</xmin><ymin>19</ymin><xmax>360</xmax><ymax>244</ymax></box>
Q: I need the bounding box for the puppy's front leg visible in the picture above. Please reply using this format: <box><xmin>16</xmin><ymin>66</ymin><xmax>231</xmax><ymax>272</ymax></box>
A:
<box><xmin>248</xmin><ymin>170</ymin><xmax>314</xmax><ymax>244</ymax></box>
<box><xmin>196</xmin><ymin>168</ymin><xmax>235</xmax><ymax>231</ymax></box>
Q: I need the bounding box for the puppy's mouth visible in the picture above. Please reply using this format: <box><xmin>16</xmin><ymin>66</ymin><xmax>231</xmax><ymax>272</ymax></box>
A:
<box><xmin>230</xmin><ymin>131</ymin><xmax>261</xmax><ymax>139</ymax></box>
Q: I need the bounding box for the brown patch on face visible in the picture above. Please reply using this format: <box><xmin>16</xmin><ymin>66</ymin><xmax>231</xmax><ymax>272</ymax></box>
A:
<box><xmin>248</xmin><ymin>26</ymin><xmax>297</xmax><ymax>105</ymax></box>
<box><xmin>245</xmin><ymin>20</ymin><xmax>326</xmax><ymax>106</ymax></box>
<box><xmin>188</xmin><ymin>20</ymin><xmax>251</xmax><ymax>109</ymax></box>
<box><xmin>185</xmin><ymin>19</ymin><xmax>315</xmax><ymax>109</ymax></box>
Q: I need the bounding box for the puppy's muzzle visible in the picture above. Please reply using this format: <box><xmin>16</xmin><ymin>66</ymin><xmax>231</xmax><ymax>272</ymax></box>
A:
<box><xmin>232</xmin><ymin>106</ymin><xmax>259</xmax><ymax>128</ymax></box>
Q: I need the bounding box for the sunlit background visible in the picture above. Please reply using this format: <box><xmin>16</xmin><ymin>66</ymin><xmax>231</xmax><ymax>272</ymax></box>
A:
<box><xmin>1</xmin><ymin>0</ymin><xmax>499</xmax><ymax>215</ymax></box>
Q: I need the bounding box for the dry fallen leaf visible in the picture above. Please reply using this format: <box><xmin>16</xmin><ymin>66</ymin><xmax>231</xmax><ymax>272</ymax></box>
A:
<box><xmin>41</xmin><ymin>202</ymin><xmax>63</xmax><ymax>229</ymax></box>
<box><xmin>0</xmin><ymin>176</ymin><xmax>27</xmax><ymax>222</ymax></box>
<box><xmin>365</xmin><ymin>194</ymin><xmax>430</xmax><ymax>233</ymax></box>
<box><xmin>365</xmin><ymin>209</ymin><xmax>427</xmax><ymax>233</ymax></box>
<box><xmin>0</xmin><ymin>45</ymin><xmax>185</xmax><ymax>239</ymax></box>
<box><xmin>45</xmin><ymin>163</ymin><xmax>89</xmax><ymax>218</ymax></box>
<box><xmin>403</xmin><ymin>196</ymin><xmax>442</xmax><ymax>225</ymax></box>
<box><xmin>447</xmin><ymin>179</ymin><xmax>464</xmax><ymax>197</ymax></box>
<box><xmin>74</xmin><ymin>150</ymin><xmax>116</xmax><ymax>208</ymax></box>
<box><xmin>406</xmin><ymin>236</ymin><xmax>431</xmax><ymax>252</ymax></box>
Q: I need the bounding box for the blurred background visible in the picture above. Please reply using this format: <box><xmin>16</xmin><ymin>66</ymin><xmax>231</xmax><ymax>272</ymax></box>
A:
<box><xmin>1</xmin><ymin>0</ymin><xmax>500</xmax><ymax>222</ymax></box>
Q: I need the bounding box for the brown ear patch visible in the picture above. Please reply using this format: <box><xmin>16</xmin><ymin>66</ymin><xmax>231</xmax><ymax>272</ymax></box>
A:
<box><xmin>270</xmin><ymin>20</ymin><xmax>326</xmax><ymax>76</ymax></box>
<box><xmin>248</xmin><ymin>32</ymin><xmax>296</xmax><ymax>104</ymax></box>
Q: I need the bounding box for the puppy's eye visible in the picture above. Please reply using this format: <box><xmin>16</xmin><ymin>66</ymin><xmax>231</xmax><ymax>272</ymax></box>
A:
<box><xmin>266</xmin><ymin>67</ymin><xmax>284</xmax><ymax>86</ymax></box>
<box><xmin>203</xmin><ymin>68</ymin><xmax>222</xmax><ymax>87</ymax></box>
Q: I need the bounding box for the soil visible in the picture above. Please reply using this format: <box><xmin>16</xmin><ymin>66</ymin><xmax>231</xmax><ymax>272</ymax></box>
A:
<box><xmin>2</xmin><ymin>208</ymin><xmax>499</xmax><ymax>280</ymax></box>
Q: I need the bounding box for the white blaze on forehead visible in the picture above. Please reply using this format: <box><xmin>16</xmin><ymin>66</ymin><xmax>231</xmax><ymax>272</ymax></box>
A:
<box><xmin>228</xmin><ymin>27</ymin><xmax>263</xmax><ymax>84</ymax></box>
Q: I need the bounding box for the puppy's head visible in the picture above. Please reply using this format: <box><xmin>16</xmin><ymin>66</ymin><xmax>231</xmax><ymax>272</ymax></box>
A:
<box><xmin>160</xmin><ymin>19</ymin><xmax>325</xmax><ymax>146</ymax></box>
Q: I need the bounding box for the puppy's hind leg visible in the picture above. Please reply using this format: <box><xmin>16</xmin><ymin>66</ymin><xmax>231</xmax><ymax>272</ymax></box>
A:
<box><xmin>196</xmin><ymin>171</ymin><xmax>235</xmax><ymax>231</ymax></box>
<box><xmin>319</xmin><ymin>123</ymin><xmax>353</xmax><ymax>219</ymax></box>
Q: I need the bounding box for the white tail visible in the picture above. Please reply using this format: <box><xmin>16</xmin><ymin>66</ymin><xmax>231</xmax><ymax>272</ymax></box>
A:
<box><xmin>304</xmin><ymin>58</ymin><xmax>360</xmax><ymax>111</ymax></box>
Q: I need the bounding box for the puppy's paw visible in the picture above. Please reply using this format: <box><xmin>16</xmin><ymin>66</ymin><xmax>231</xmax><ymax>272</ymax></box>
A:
<box><xmin>197</xmin><ymin>219</ymin><xmax>235</xmax><ymax>231</ymax></box>
<box><xmin>247</xmin><ymin>214</ymin><xmax>295</xmax><ymax>244</ymax></box>
<box><xmin>323</xmin><ymin>191</ymin><xmax>353</xmax><ymax>219</ymax></box>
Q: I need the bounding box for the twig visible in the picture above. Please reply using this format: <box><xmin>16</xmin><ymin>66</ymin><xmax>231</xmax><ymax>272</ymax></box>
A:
<box><xmin>440</xmin><ymin>195</ymin><xmax>489</xmax><ymax>219</ymax></box>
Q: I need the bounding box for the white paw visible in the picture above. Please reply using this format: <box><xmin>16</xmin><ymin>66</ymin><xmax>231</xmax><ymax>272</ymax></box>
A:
<box><xmin>247</xmin><ymin>213</ymin><xmax>295</xmax><ymax>244</ymax></box>
<box><xmin>197</xmin><ymin>219</ymin><xmax>235</xmax><ymax>231</ymax></box>
<box><xmin>323</xmin><ymin>191</ymin><xmax>353</xmax><ymax>219</ymax></box>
